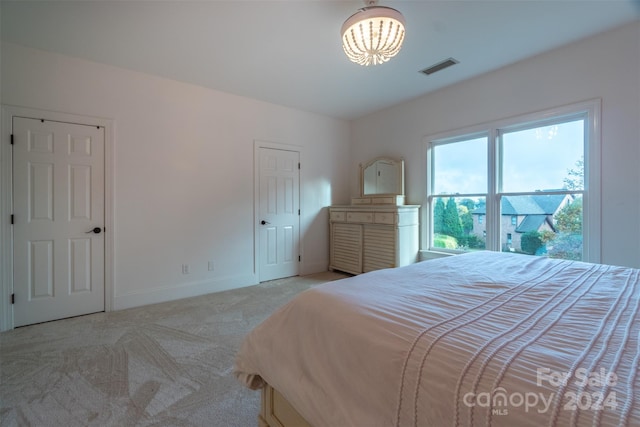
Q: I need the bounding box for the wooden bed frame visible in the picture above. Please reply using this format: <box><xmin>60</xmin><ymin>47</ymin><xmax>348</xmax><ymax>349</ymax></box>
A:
<box><xmin>259</xmin><ymin>384</ymin><xmax>313</xmax><ymax>427</ymax></box>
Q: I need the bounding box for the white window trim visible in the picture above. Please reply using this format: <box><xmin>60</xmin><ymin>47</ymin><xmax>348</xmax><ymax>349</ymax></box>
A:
<box><xmin>422</xmin><ymin>99</ymin><xmax>601</xmax><ymax>263</ymax></box>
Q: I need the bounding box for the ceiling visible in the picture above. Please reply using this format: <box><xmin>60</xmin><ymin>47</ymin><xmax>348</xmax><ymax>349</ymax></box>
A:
<box><xmin>2</xmin><ymin>1</ymin><xmax>639</xmax><ymax>120</ymax></box>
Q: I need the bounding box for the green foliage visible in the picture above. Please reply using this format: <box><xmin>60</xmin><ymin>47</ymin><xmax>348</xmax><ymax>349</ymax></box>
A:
<box><xmin>433</xmin><ymin>198</ymin><xmax>445</xmax><ymax>234</ymax></box>
<box><xmin>443</xmin><ymin>197</ymin><xmax>462</xmax><ymax>238</ymax></box>
<box><xmin>555</xmin><ymin>197</ymin><xmax>582</xmax><ymax>233</ymax></box>
<box><xmin>458</xmin><ymin>205</ymin><xmax>474</xmax><ymax>235</ymax></box>
<box><xmin>521</xmin><ymin>231</ymin><xmax>543</xmax><ymax>255</ymax></box>
<box><xmin>434</xmin><ymin>234</ymin><xmax>458</xmax><ymax>249</ymax></box>
<box><xmin>563</xmin><ymin>157</ymin><xmax>584</xmax><ymax>191</ymax></box>
<box><xmin>547</xmin><ymin>158</ymin><xmax>584</xmax><ymax>260</ymax></box>
<box><xmin>539</xmin><ymin>230</ymin><xmax>556</xmax><ymax>243</ymax></box>
<box><xmin>459</xmin><ymin>198</ymin><xmax>476</xmax><ymax>212</ymax></box>
<box><xmin>547</xmin><ymin>233</ymin><xmax>582</xmax><ymax>260</ymax></box>
<box><xmin>457</xmin><ymin>234</ymin><xmax>485</xmax><ymax>249</ymax></box>
<box><xmin>433</xmin><ymin>197</ymin><xmax>480</xmax><ymax>250</ymax></box>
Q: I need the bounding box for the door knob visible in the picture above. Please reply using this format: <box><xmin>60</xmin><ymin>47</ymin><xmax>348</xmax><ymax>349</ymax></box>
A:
<box><xmin>261</xmin><ymin>220</ymin><xmax>270</xmax><ymax>225</ymax></box>
<box><xmin>86</xmin><ymin>227</ymin><xmax>102</xmax><ymax>234</ymax></box>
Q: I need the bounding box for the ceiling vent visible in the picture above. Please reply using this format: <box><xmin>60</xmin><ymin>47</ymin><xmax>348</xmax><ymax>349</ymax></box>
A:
<box><xmin>419</xmin><ymin>57</ymin><xmax>459</xmax><ymax>76</ymax></box>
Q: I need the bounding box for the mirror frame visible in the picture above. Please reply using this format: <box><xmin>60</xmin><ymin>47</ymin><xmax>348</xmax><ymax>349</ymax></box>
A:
<box><xmin>360</xmin><ymin>157</ymin><xmax>405</xmax><ymax>197</ymax></box>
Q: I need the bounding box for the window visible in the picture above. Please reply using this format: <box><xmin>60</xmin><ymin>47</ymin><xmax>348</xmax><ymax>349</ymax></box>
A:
<box><xmin>425</xmin><ymin>100</ymin><xmax>600</xmax><ymax>262</ymax></box>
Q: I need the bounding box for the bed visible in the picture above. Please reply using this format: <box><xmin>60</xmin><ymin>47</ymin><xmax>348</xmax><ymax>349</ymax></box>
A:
<box><xmin>234</xmin><ymin>251</ymin><xmax>639</xmax><ymax>426</ymax></box>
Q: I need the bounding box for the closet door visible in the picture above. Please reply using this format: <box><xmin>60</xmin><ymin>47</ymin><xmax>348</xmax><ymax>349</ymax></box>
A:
<box><xmin>13</xmin><ymin>117</ymin><xmax>105</xmax><ymax>327</ymax></box>
<box><xmin>257</xmin><ymin>146</ymin><xmax>300</xmax><ymax>282</ymax></box>
<box><xmin>331</xmin><ymin>223</ymin><xmax>362</xmax><ymax>274</ymax></box>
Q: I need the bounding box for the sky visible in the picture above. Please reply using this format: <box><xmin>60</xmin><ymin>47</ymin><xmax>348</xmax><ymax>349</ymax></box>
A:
<box><xmin>433</xmin><ymin>119</ymin><xmax>584</xmax><ymax>195</ymax></box>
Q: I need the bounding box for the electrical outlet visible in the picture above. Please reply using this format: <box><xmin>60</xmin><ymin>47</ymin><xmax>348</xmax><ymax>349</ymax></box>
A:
<box><xmin>182</xmin><ymin>264</ymin><xmax>190</xmax><ymax>274</ymax></box>
<box><xmin>208</xmin><ymin>261</ymin><xmax>214</xmax><ymax>271</ymax></box>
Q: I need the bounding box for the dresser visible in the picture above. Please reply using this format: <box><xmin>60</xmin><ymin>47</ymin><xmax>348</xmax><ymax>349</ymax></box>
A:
<box><xmin>329</xmin><ymin>204</ymin><xmax>419</xmax><ymax>275</ymax></box>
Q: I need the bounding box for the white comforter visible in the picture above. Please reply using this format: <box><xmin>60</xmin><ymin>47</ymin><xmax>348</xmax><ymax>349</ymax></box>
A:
<box><xmin>235</xmin><ymin>252</ymin><xmax>640</xmax><ymax>426</ymax></box>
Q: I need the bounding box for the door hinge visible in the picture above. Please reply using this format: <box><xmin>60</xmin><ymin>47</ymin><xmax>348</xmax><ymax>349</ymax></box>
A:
<box><xmin>298</xmin><ymin>255</ymin><xmax>301</xmax><ymax>262</ymax></box>
<box><xmin>10</xmin><ymin>214</ymin><xmax>14</xmax><ymax>225</ymax></box>
<box><xmin>298</xmin><ymin>162</ymin><xmax>300</xmax><ymax>170</ymax></box>
<box><xmin>11</xmin><ymin>294</ymin><xmax>15</xmax><ymax>304</ymax></box>
<box><xmin>298</xmin><ymin>209</ymin><xmax>300</xmax><ymax>215</ymax></box>
<box><xmin>10</xmin><ymin>134</ymin><xmax>14</xmax><ymax>145</ymax></box>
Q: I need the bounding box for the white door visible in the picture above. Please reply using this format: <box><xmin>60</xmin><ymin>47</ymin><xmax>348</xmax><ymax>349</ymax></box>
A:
<box><xmin>258</xmin><ymin>147</ymin><xmax>300</xmax><ymax>282</ymax></box>
<box><xmin>12</xmin><ymin>117</ymin><xmax>105</xmax><ymax>327</ymax></box>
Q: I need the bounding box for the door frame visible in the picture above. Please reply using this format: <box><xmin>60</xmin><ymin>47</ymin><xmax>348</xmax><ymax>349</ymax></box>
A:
<box><xmin>0</xmin><ymin>105</ymin><xmax>115</xmax><ymax>331</ymax></box>
<box><xmin>253</xmin><ymin>140</ymin><xmax>303</xmax><ymax>282</ymax></box>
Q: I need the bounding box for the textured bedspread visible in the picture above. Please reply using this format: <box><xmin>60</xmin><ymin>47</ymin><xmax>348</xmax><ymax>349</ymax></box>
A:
<box><xmin>234</xmin><ymin>251</ymin><xmax>640</xmax><ymax>426</ymax></box>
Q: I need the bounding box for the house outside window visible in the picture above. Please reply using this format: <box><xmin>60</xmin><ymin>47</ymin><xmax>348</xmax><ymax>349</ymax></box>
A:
<box><xmin>424</xmin><ymin>100</ymin><xmax>601</xmax><ymax>262</ymax></box>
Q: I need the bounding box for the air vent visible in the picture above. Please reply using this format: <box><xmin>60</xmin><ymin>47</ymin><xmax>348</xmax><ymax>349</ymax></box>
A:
<box><xmin>419</xmin><ymin>57</ymin><xmax>459</xmax><ymax>76</ymax></box>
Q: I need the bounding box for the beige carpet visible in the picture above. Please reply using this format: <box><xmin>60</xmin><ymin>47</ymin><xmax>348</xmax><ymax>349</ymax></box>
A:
<box><xmin>0</xmin><ymin>271</ymin><xmax>348</xmax><ymax>427</ymax></box>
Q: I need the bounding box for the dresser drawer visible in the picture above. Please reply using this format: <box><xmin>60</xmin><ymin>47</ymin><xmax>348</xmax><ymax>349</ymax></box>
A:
<box><xmin>347</xmin><ymin>212</ymin><xmax>373</xmax><ymax>223</ymax></box>
<box><xmin>371</xmin><ymin>196</ymin><xmax>395</xmax><ymax>205</ymax></box>
<box><xmin>330</xmin><ymin>211</ymin><xmax>346</xmax><ymax>222</ymax></box>
<box><xmin>351</xmin><ymin>197</ymin><xmax>371</xmax><ymax>205</ymax></box>
<box><xmin>374</xmin><ymin>212</ymin><xmax>396</xmax><ymax>225</ymax></box>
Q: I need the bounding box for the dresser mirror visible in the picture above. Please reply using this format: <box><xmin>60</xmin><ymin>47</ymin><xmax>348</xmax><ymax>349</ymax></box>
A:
<box><xmin>353</xmin><ymin>157</ymin><xmax>405</xmax><ymax>205</ymax></box>
<box><xmin>361</xmin><ymin>157</ymin><xmax>404</xmax><ymax>196</ymax></box>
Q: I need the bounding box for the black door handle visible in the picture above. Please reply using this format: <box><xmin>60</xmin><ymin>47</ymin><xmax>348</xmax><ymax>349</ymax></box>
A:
<box><xmin>86</xmin><ymin>227</ymin><xmax>102</xmax><ymax>234</ymax></box>
<box><xmin>261</xmin><ymin>220</ymin><xmax>270</xmax><ymax>225</ymax></box>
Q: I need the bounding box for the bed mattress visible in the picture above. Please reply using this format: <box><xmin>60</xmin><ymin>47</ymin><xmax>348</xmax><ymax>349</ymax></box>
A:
<box><xmin>235</xmin><ymin>251</ymin><xmax>640</xmax><ymax>426</ymax></box>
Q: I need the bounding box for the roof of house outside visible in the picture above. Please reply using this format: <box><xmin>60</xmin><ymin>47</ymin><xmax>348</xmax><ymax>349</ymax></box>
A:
<box><xmin>473</xmin><ymin>194</ymin><xmax>569</xmax><ymax>216</ymax></box>
<box><xmin>530</xmin><ymin>194</ymin><xmax>570</xmax><ymax>214</ymax></box>
<box><xmin>516</xmin><ymin>215</ymin><xmax>549</xmax><ymax>233</ymax></box>
<box><xmin>502</xmin><ymin>197</ymin><xmax>545</xmax><ymax>215</ymax></box>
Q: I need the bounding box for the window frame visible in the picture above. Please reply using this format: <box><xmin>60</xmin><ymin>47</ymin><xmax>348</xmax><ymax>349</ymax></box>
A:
<box><xmin>423</xmin><ymin>99</ymin><xmax>601</xmax><ymax>263</ymax></box>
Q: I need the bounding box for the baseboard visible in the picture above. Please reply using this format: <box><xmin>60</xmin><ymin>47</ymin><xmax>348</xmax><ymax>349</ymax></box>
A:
<box><xmin>113</xmin><ymin>273</ymin><xmax>258</xmax><ymax>311</ymax></box>
<box><xmin>300</xmin><ymin>260</ymin><xmax>330</xmax><ymax>276</ymax></box>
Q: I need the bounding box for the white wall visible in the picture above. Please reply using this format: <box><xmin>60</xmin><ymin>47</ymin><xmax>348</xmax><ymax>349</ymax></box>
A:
<box><xmin>351</xmin><ymin>21</ymin><xmax>640</xmax><ymax>268</ymax></box>
<box><xmin>1</xmin><ymin>42</ymin><xmax>351</xmax><ymax>312</ymax></box>
<box><xmin>3</xmin><ymin>19</ymin><xmax>638</xmax><ymax>321</ymax></box>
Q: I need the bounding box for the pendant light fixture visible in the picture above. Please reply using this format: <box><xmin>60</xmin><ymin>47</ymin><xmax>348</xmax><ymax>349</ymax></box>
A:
<box><xmin>341</xmin><ymin>0</ymin><xmax>406</xmax><ymax>66</ymax></box>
